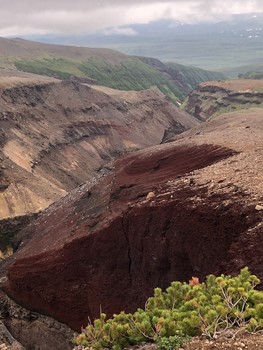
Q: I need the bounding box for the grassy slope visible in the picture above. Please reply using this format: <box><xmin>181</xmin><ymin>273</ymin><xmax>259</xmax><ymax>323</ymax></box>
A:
<box><xmin>167</xmin><ymin>62</ymin><xmax>225</xmax><ymax>89</ymax></box>
<box><xmin>14</xmin><ymin>56</ymin><xmax>184</xmax><ymax>102</ymax></box>
<box><xmin>14</xmin><ymin>56</ymin><xmax>225</xmax><ymax>103</ymax></box>
<box><xmin>241</xmin><ymin>71</ymin><xmax>263</xmax><ymax>79</ymax></box>
<box><xmin>1</xmin><ymin>38</ymin><xmax>225</xmax><ymax>103</ymax></box>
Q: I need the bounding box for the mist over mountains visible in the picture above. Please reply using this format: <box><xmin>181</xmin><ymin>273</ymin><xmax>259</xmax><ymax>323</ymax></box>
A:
<box><xmin>22</xmin><ymin>13</ymin><xmax>263</xmax><ymax>76</ymax></box>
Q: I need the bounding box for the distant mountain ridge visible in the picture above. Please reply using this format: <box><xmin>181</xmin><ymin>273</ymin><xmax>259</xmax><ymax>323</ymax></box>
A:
<box><xmin>22</xmin><ymin>13</ymin><xmax>263</xmax><ymax>75</ymax></box>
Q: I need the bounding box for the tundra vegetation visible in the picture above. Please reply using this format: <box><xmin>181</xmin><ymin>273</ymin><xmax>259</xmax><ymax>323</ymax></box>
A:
<box><xmin>14</xmin><ymin>56</ymin><xmax>224</xmax><ymax>103</ymax></box>
<box><xmin>75</xmin><ymin>268</ymin><xmax>263</xmax><ymax>350</ymax></box>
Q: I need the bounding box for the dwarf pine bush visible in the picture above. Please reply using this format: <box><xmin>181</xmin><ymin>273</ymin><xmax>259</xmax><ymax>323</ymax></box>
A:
<box><xmin>74</xmin><ymin>268</ymin><xmax>263</xmax><ymax>349</ymax></box>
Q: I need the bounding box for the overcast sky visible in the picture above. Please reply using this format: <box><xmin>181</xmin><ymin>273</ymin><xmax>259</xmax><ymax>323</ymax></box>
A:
<box><xmin>0</xmin><ymin>0</ymin><xmax>263</xmax><ymax>37</ymax></box>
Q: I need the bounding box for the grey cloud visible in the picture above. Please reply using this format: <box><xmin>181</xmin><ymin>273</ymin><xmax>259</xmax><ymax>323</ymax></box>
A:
<box><xmin>0</xmin><ymin>0</ymin><xmax>263</xmax><ymax>36</ymax></box>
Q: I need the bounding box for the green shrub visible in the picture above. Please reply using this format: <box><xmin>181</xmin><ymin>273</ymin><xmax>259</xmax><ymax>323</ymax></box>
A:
<box><xmin>74</xmin><ymin>268</ymin><xmax>263</xmax><ymax>349</ymax></box>
<box><xmin>156</xmin><ymin>332</ymin><xmax>191</xmax><ymax>350</ymax></box>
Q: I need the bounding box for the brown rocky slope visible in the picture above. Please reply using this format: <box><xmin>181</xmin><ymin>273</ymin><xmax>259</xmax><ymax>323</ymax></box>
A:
<box><xmin>0</xmin><ymin>71</ymin><xmax>197</xmax><ymax>221</ymax></box>
<box><xmin>184</xmin><ymin>79</ymin><xmax>263</xmax><ymax>121</ymax></box>
<box><xmin>2</xmin><ymin>107</ymin><xmax>262</xmax><ymax>331</ymax></box>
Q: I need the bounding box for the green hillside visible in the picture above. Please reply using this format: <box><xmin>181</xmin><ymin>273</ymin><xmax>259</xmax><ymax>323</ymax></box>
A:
<box><xmin>240</xmin><ymin>70</ymin><xmax>263</xmax><ymax>79</ymax></box>
<box><xmin>138</xmin><ymin>57</ymin><xmax>225</xmax><ymax>94</ymax></box>
<box><xmin>14</xmin><ymin>56</ymin><xmax>185</xmax><ymax>102</ymax></box>
<box><xmin>14</xmin><ymin>56</ymin><xmax>225</xmax><ymax>103</ymax></box>
<box><xmin>166</xmin><ymin>62</ymin><xmax>225</xmax><ymax>90</ymax></box>
<box><xmin>0</xmin><ymin>37</ymin><xmax>225</xmax><ymax>103</ymax></box>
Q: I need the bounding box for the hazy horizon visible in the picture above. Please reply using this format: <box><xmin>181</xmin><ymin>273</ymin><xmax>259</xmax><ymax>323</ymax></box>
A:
<box><xmin>1</xmin><ymin>0</ymin><xmax>263</xmax><ymax>37</ymax></box>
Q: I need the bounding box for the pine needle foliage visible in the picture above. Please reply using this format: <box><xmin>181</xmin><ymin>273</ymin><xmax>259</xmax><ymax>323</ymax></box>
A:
<box><xmin>74</xmin><ymin>268</ymin><xmax>263</xmax><ymax>350</ymax></box>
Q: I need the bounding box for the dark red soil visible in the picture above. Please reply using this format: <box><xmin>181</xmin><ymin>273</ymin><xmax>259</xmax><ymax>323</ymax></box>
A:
<box><xmin>3</xmin><ymin>144</ymin><xmax>262</xmax><ymax>331</ymax></box>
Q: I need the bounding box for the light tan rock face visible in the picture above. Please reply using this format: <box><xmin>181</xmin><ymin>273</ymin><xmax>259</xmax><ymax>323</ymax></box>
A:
<box><xmin>0</xmin><ymin>73</ymin><xmax>197</xmax><ymax>219</ymax></box>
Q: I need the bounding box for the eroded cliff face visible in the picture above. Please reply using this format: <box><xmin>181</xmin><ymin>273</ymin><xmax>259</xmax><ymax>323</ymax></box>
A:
<box><xmin>0</xmin><ymin>73</ymin><xmax>197</xmax><ymax>220</ymax></box>
<box><xmin>184</xmin><ymin>79</ymin><xmax>263</xmax><ymax>121</ymax></box>
<box><xmin>3</xmin><ymin>109</ymin><xmax>262</xmax><ymax>331</ymax></box>
<box><xmin>0</xmin><ymin>290</ymin><xmax>73</xmax><ymax>350</ymax></box>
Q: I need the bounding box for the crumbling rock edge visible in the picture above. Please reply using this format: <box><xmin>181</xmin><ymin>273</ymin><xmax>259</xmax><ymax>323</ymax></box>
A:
<box><xmin>0</xmin><ymin>289</ymin><xmax>74</xmax><ymax>350</ymax></box>
<box><xmin>3</xmin><ymin>142</ymin><xmax>262</xmax><ymax>331</ymax></box>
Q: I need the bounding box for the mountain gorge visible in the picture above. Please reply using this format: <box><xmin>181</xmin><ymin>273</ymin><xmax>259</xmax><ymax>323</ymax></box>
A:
<box><xmin>2</xmin><ymin>81</ymin><xmax>262</xmax><ymax>336</ymax></box>
<box><xmin>0</xmin><ymin>38</ymin><xmax>262</xmax><ymax>350</ymax></box>
<box><xmin>0</xmin><ymin>71</ymin><xmax>196</xmax><ymax>223</ymax></box>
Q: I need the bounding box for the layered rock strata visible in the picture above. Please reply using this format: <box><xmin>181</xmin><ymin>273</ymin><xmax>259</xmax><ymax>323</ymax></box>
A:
<box><xmin>0</xmin><ymin>73</ymin><xmax>197</xmax><ymax>219</ymax></box>
<box><xmin>184</xmin><ymin>79</ymin><xmax>263</xmax><ymax>121</ymax></box>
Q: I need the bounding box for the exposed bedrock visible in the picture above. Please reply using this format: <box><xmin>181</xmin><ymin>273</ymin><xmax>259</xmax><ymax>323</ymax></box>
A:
<box><xmin>3</xmin><ymin>142</ymin><xmax>262</xmax><ymax>331</ymax></box>
<box><xmin>0</xmin><ymin>290</ymin><xmax>74</xmax><ymax>350</ymax></box>
<box><xmin>0</xmin><ymin>77</ymin><xmax>197</xmax><ymax>219</ymax></box>
<box><xmin>184</xmin><ymin>79</ymin><xmax>263</xmax><ymax>121</ymax></box>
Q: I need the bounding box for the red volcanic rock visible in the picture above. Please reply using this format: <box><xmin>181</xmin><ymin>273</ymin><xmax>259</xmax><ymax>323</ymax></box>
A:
<box><xmin>3</xmin><ymin>136</ymin><xmax>262</xmax><ymax>331</ymax></box>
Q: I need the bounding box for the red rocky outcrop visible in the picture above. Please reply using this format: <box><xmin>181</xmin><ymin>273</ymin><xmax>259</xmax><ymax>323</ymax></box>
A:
<box><xmin>3</xmin><ymin>135</ymin><xmax>262</xmax><ymax>330</ymax></box>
